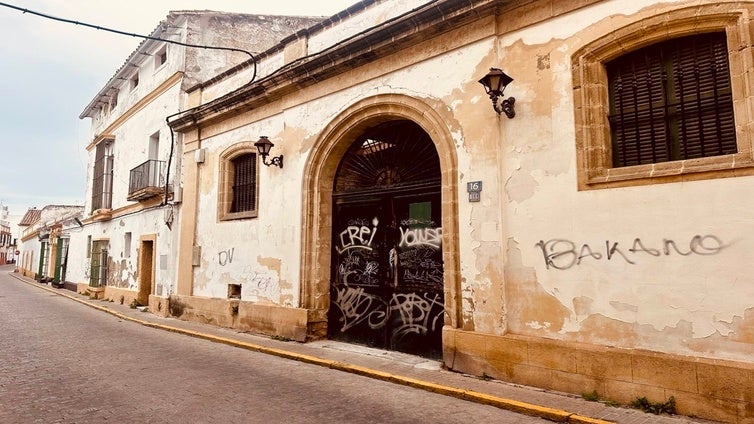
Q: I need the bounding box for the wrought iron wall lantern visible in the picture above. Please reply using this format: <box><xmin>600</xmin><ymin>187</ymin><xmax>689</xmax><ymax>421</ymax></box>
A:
<box><xmin>478</xmin><ymin>67</ymin><xmax>515</xmax><ymax>119</ymax></box>
<box><xmin>254</xmin><ymin>136</ymin><xmax>283</xmax><ymax>168</ymax></box>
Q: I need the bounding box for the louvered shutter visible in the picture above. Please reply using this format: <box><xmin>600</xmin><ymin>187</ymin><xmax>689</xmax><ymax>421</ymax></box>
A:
<box><xmin>607</xmin><ymin>33</ymin><xmax>735</xmax><ymax>167</ymax></box>
<box><xmin>231</xmin><ymin>153</ymin><xmax>257</xmax><ymax>213</ymax></box>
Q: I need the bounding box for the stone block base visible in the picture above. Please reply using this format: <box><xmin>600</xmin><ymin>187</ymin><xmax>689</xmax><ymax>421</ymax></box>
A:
<box><xmin>442</xmin><ymin>328</ymin><xmax>754</xmax><ymax>423</ymax></box>
<box><xmin>148</xmin><ymin>295</ymin><xmax>171</xmax><ymax>317</ymax></box>
<box><xmin>168</xmin><ymin>295</ymin><xmax>309</xmax><ymax>342</ymax></box>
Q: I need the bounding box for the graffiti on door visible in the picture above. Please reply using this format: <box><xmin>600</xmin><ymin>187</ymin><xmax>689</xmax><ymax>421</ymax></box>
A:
<box><xmin>330</xmin><ymin>208</ymin><xmax>444</xmax><ymax>357</ymax></box>
<box><xmin>336</xmin><ymin>218</ymin><xmax>383</xmax><ymax>287</ymax></box>
<box><xmin>397</xmin><ymin>219</ymin><xmax>443</xmax><ymax>291</ymax></box>
<box><xmin>336</xmin><ymin>217</ymin><xmax>379</xmax><ymax>254</ymax></box>
<box><xmin>331</xmin><ymin>285</ymin><xmax>444</xmax><ymax>343</ymax></box>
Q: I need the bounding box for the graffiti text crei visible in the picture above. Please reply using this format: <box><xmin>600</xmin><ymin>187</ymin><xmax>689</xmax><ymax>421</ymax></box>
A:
<box><xmin>337</xmin><ymin>219</ymin><xmax>379</xmax><ymax>254</ymax></box>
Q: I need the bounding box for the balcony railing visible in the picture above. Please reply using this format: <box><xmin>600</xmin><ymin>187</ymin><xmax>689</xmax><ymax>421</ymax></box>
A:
<box><xmin>128</xmin><ymin>159</ymin><xmax>165</xmax><ymax>201</ymax></box>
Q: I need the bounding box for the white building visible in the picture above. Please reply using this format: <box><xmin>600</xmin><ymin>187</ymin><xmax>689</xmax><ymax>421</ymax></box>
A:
<box><xmin>71</xmin><ymin>11</ymin><xmax>324</xmax><ymax>305</ymax></box>
<box><xmin>0</xmin><ymin>204</ymin><xmax>13</xmax><ymax>264</ymax></box>
<box><xmin>16</xmin><ymin>205</ymin><xmax>83</xmax><ymax>283</ymax></box>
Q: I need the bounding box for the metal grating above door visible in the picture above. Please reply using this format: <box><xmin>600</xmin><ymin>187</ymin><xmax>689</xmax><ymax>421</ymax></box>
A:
<box><xmin>334</xmin><ymin>120</ymin><xmax>441</xmax><ymax>194</ymax></box>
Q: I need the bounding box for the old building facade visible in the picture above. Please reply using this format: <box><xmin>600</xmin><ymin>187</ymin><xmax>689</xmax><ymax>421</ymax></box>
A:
<box><xmin>71</xmin><ymin>11</ymin><xmax>325</xmax><ymax>305</ymax></box>
<box><xmin>0</xmin><ymin>204</ymin><xmax>13</xmax><ymax>265</ymax></box>
<box><xmin>156</xmin><ymin>0</ymin><xmax>754</xmax><ymax>421</ymax></box>
<box><xmin>16</xmin><ymin>205</ymin><xmax>83</xmax><ymax>284</ymax></box>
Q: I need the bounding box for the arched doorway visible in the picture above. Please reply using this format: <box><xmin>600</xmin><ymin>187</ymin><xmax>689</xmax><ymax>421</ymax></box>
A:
<box><xmin>328</xmin><ymin>120</ymin><xmax>444</xmax><ymax>358</ymax></box>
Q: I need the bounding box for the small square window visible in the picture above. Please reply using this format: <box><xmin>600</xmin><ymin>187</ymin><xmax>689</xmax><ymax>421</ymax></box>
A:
<box><xmin>130</xmin><ymin>72</ymin><xmax>139</xmax><ymax>91</ymax></box>
<box><xmin>155</xmin><ymin>46</ymin><xmax>167</xmax><ymax>70</ymax></box>
<box><xmin>228</xmin><ymin>284</ymin><xmax>241</xmax><ymax>299</ymax></box>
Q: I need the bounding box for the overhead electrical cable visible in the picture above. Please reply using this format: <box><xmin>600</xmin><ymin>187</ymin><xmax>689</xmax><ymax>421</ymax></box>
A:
<box><xmin>0</xmin><ymin>1</ymin><xmax>261</xmax><ymax>208</ymax></box>
<box><xmin>0</xmin><ymin>1</ymin><xmax>257</xmax><ymax>83</ymax></box>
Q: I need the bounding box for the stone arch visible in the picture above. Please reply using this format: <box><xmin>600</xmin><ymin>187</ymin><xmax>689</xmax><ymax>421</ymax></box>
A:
<box><xmin>300</xmin><ymin>93</ymin><xmax>461</xmax><ymax>338</ymax></box>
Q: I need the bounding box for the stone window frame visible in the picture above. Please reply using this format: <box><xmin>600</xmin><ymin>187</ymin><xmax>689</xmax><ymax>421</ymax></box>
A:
<box><xmin>572</xmin><ymin>6</ymin><xmax>754</xmax><ymax>190</ymax></box>
<box><xmin>218</xmin><ymin>142</ymin><xmax>259</xmax><ymax>221</ymax></box>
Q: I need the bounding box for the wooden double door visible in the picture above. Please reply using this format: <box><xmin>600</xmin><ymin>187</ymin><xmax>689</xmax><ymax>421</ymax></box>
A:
<box><xmin>329</xmin><ymin>187</ymin><xmax>444</xmax><ymax>358</ymax></box>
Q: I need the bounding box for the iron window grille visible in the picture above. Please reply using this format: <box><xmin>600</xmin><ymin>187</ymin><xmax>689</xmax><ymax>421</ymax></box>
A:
<box><xmin>230</xmin><ymin>153</ymin><xmax>257</xmax><ymax>213</ymax></box>
<box><xmin>607</xmin><ymin>32</ymin><xmax>736</xmax><ymax>167</ymax></box>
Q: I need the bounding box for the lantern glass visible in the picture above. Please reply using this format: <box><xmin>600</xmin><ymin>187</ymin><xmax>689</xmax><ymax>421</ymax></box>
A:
<box><xmin>254</xmin><ymin>136</ymin><xmax>274</xmax><ymax>156</ymax></box>
<box><xmin>478</xmin><ymin>68</ymin><xmax>513</xmax><ymax>95</ymax></box>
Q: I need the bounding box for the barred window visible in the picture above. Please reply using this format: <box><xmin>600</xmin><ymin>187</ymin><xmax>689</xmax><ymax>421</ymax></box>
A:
<box><xmin>607</xmin><ymin>32</ymin><xmax>736</xmax><ymax>167</ymax></box>
<box><xmin>230</xmin><ymin>153</ymin><xmax>257</xmax><ymax>213</ymax></box>
<box><xmin>572</xmin><ymin>8</ymin><xmax>754</xmax><ymax>190</ymax></box>
<box><xmin>219</xmin><ymin>143</ymin><xmax>259</xmax><ymax>221</ymax></box>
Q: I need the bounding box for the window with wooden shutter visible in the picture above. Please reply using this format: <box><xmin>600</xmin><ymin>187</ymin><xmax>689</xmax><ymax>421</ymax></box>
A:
<box><xmin>230</xmin><ymin>153</ymin><xmax>257</xmax><ymax>213</ymax></box>
<box><xmin>218</xmin><ymin>142</ymin><xmax>259</xmax><ymax>221</ymax></box>
<box><xmin>572</xmin><ymin>8</ymin><xmax>754</xmax><ymax>190</ymax></box>
<box><xmin>607</xmin><ymin>32</ymin><xmax>736</xmax><ymax>167</ymax></box>
<box><xmin>91</xmin><ymin>140</ymin><xmax>114</xmax><ymax>212</ymax></box>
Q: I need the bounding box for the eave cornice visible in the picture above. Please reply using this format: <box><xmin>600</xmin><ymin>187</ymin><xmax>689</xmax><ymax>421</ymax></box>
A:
<box><xmin>169</xmin><ymin>0</ymin><xmax>502</xmax><ymax>131</ymax></box>
<box><xmin>86</xmin><ymin>72</ymin><xmax>184</xmax><ymax>151</ymax></box>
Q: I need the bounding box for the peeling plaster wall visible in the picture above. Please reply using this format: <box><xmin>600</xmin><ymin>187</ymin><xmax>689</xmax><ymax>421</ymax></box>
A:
<box><xmin>190</xmin><ymin>15</ymin><xmax>496</xmax><ymax>314</ymax></box>
<box><xmin>66</xmin><ymin>212</ymin><xmax>175</xmax><ymax>294</ymax></box>
<box><xmin>307</xmin><ymin>0</ymin><xmax>425</xmax><ymax>52</ymax></box>
<box><xmin>187</xmin><ymin>0</ymin><xmax>754</xmax><ymax>367</ymax></box>
<box><xmin>196</xmin><ymin>1</ymin><xmax>429</xmax><ymax>105</ymax></box>
<box><xmin>72</xmin><ymin>70</ymin><xmax>184</xmax><ymax>296</ymax></box>
<box><xmin>492</xmin><ymin>0</ymin><xmax>754</xmax><ymax>363</ymax></box>
<box><xmin>192</xmin><ymin>117</ymin><xmax>299</xmax><ymax>306</ymax></box>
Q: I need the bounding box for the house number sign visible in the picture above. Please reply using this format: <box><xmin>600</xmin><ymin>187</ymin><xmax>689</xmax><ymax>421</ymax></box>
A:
<box><xmin>467</xmin><ymin>181</ymin><xmax>482</xmax><ymax>202</ymax></box>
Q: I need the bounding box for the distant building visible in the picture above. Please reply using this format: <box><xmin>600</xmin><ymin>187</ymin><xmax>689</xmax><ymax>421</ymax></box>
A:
<box><xmin>0</xmin><ymin>204</ymin><xmax>11</xmax><ymax>264</ymax></box>
<box><xmin>16</xmin><ymin>205</ymin><xmax>83</xmax><ymax>283</ymax></box>
<box><xmin>0</xmin><ymin>203</ymin><xmax>22</xmax><ymax>264</ymax></box>
<box><xmin>0</xmin><ymin>223</ymin><xmax>11</xmax><ymax>265</ymax></box>
<box><xmin>15</xmin><ymin>207</ymin><xmax>41</xmax><ymax>276</ymax></box>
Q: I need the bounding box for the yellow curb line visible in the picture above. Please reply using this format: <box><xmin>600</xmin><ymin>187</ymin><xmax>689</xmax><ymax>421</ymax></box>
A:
<box><xmin>10</xmin><ymin>273</ymin><xmax>613</xmax><ymax>424</ymax></box>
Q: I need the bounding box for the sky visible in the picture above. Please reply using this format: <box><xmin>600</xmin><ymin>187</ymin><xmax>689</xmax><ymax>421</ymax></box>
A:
<box><xmin>0</xmin><ymin>0</ymin><xmax>358</xmax><ymax>217</ymax></box>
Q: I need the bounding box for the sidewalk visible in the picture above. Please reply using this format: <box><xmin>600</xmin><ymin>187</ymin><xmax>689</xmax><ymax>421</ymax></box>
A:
<box><xmin>8</xmin><ymin>269</ymin><xmax>719</xmax><ymax>424</ymax></box>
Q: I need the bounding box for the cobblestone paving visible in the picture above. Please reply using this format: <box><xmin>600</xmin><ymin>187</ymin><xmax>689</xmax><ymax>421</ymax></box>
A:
<box><xmin>0</xmin><ymin>267</ymin><xmax>545</xmax><ymax>423</ymax></box>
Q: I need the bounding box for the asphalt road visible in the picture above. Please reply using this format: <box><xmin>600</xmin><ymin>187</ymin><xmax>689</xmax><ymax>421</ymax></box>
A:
<box><xmin>0</xmin><ymin>267</ymin><xmax>546</xmax><ymax>423</ymax></box>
